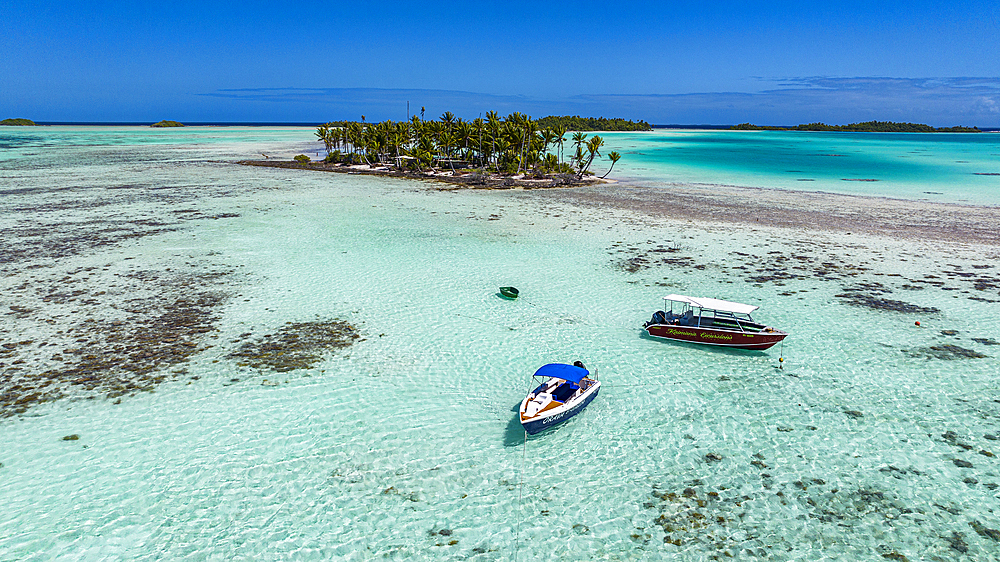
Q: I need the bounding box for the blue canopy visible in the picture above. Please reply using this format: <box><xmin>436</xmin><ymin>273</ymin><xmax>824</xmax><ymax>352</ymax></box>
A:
<box><xmin>533</xmin><ymin>363</ymin><xmax>589</xmax><ymax>384</ymax></box>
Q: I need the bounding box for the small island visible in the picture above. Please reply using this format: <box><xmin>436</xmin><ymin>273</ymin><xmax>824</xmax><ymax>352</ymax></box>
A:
<box><xmin>1</xmin><ymin>118</ymin><xmax>36</xmax><ymax>126</ymax></box>
<box><xmin>536</xmin><ymin>115</ymin><xmax>652</xmax><ymax>131</ymax></box>
<box><xmin>151</xmin><ymin>120</ymin><xmax>185</xmax><ymax>128</ymax></box>
<box><xmin>732</xmin><ymin>121</ymin><xmax>981</xmax><ymax>132</ymax></box>
<box><xmin>242</xmin><ymin>111</ymin><xmax>627</xmax><ymax>189</ymax></box>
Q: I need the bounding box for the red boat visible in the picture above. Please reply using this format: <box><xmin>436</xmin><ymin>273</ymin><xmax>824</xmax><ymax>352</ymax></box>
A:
<box><xmin>643</xmin><ymin>294</ymin><xmax>788</xmax><ymax>350</ymax></box>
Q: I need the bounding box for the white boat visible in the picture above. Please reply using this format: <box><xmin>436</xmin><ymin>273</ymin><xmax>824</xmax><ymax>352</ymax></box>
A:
<box><xmin>519</xmin><ymin>363</ymin><xmax>600</xmax><ymax>435</ymax></box>
<box><xmin>643</xmin><ymin>294</ymin><xmax>788</xmax><ymax>350</ymax></box>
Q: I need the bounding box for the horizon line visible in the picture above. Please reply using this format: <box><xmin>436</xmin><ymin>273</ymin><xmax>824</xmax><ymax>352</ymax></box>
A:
<box><xmin>11</xmin><ymin>121</ymin><xmax>1000</xmax><ymax>131</ymax></box>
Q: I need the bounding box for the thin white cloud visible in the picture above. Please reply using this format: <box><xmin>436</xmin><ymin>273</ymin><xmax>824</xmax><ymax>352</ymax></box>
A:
<box><xmin>198</xmin><ymin>78</ymin><xmax>1000</xmax><ymax>127</ymax></box>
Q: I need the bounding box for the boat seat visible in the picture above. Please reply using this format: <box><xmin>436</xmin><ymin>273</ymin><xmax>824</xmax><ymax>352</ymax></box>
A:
<box><xmin>552</xmin><ymin>383</ymin><xmax>578</xmax><ymax>402</ymax></box>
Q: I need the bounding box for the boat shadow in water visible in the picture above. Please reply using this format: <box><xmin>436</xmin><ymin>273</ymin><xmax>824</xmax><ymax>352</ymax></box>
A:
<box><xmin>638</xmin><ymin>331</ymin><xmax>770</xmax><ymax>357</ymax></box>
<box><xmin>503</xmin><ymin>416</ymin><xmax>527</xmax><ymax>447</ymax></box>
<box><xmin>502</xmin><ymin>411</ymin><xmax>577</xmax><ymax>446</ymax></box>
<box><xmin>504</xmin><ymin>401</ymin><xmax>537</xmax><ymax>447</ymax></box>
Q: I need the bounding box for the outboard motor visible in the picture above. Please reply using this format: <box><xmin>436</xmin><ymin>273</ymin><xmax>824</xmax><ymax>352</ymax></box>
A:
<box><xmin>645</xmin><ymin>310</ymin><xmax>667</xmax><ymax>327</ymax></box>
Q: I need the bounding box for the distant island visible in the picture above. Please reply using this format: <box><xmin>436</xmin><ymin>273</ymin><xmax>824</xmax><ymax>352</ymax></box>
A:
<box><xmin>1</xmin><ymin>118</ymin><xmax>36</xmax><ymax>126</ymax></box>
<box><xmin>731</xmin><ymin>121</ymin><xmax>981</xmax><ymax>132</ymax></box>
<box><xmin>151</xmin><ymin>120</ymin><xmax>185</xmax><ymax>127</ymax></box>
<box><xmin>536</xmin><ymin>115</ymin><xmax>652</xmax><ymax>132</ymax></box>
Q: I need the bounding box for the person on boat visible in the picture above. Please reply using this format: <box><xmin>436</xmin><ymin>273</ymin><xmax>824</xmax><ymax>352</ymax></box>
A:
<box><xmin>680</xmin><ymin>310</ymin><xmax>694</xmax><ymax>325</ymax></box>
<box><xmin>573</xmin><ymin>360</ymin><xmax>586</xmax><ymax>370</ymax></box>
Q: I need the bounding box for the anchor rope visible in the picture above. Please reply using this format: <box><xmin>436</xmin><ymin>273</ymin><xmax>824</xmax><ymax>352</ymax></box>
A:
<box><xmin>452</xmin><ymin>312</ymin><xmax>516</xmax><ymax>330</ymax></box>
<box><xmin>514</xmin><ymin>429</ymin><xmax>527</xmax><ymax>561</ymax></box>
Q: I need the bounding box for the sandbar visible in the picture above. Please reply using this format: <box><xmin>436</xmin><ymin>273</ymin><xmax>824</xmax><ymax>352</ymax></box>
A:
<box><xmin>542</xmin><ymin>181</ymin><xmax>1000</xmax><ymax>247</ymax></box>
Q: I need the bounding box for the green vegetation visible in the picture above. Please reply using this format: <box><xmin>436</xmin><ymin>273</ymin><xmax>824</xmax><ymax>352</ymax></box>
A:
<box><xmin>536</xmin><ymin>115</ymin><xmax>652</xmax><ymax>132</ymax></box>
<box><xmin>730</xmin><ymin>123</ymin><xmax>784</xmax><ymax>131</ymax></box>
<box><xmin>150</xmin><ymin>120</ymin><xmax>185</xmax><ymax>127</ymax></box>
<box><xmin>732</xmin><ymin>121</ymin><xmax>980</xmax><ymax>132</ymax></box>
<box><xmin>0</xmin><ymin>118</ymin><xmax>36</xmax><ymax>126</ymax></box>
<box><xmin>313</xmin><ymin>111</ymin><xmax>619</xmax><ymax>178</ymax></box>
<box><xmin>293</xmin><ymin>154</ymin><xmax>311</xmax><ymax>163</ymax></box>
<box><xmin>602</xmin><ymin>151</ymin><xmax>622</xmax><ymax>179</ymax></box>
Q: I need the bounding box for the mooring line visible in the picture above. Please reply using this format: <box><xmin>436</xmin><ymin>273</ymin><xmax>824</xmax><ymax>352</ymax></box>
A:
<box><xmin>452</xmin><ymin>312</ymin><xmax>516</xmax><ymax>330</ymax></box>
<box><xmin>520</xmin><ymin>297</ymin><xmax>570</xmax><ymax>319</ymax></box>
<box><xmin>514</xmin><ymin>429</ymin><xmax>527</xmax><ymax>562</ymax></box>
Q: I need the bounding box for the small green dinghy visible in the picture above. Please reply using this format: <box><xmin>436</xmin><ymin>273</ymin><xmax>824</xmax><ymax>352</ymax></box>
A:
<box><xmin>499</xmin><ymin>286</ymin><xmax>519</xmax><ymax>299</ymax></box>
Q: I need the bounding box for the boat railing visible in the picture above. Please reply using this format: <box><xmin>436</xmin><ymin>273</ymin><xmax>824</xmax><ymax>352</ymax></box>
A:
<box><xmin>703</xmin><ymin>310</ymin><xmax>751</xmax><ymax>333</ymax></box>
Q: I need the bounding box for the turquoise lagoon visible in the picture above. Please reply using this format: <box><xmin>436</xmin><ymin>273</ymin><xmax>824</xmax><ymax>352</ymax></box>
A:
<box><xmin>603</xmin><ymin>129</ymin><xmax>1000</xmax><ymax>206</ymax></box>
<box><xmin>1</xmin><ymin>127</ymin><xmax>999</xmax><ymax>560</ymax></box>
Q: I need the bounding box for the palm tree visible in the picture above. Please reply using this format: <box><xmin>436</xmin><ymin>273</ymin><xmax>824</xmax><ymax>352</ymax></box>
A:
<box><xmin>439</xmin><ymin>112</ymin><xmax>457</xmax><ymax>171</ymax></box>
<box><xmin>455</xmin><ymin>120</ymin><xmax>474</xmax><ymax>162</ymax></box>
<box><xmin>333</xmin><ymin>126</ymin><xmax>345</xmax><ymax>152</ymax></box>
<box><xmin>439</xmin><ymin>129</ymin><xmax>457</xmax><ymax>172</ymax></box>
<box><xmin>485</xmin><ymin>111</ymin><xmax>501</xmax><ymax>168</ymax></box>
<box><xmin>495</xmin><ymin>136</ymin><xmax>514</xmax><ymax>174</ymax></box>
<box><xmin>601</xmin><ymin>151</ymin><xmax>621</xmax><ymax>178</ymax></box>
<box><xmin>571</xmin><ymin>132</ymin><xmax>588</xmax><ymax>173</ymax></box>
<box><xmin>552</xmin><ymin>124</ymin><xmax>567</xmax><ymax>165</ymax></box>
<box><xmin>392</xmin><ymin>121</ymin><xmax>411</xmax><ymax>168</ymax></box>
<box><xmin>315</xmin><ymin>124</ymin><xmax>331</xmax><ymax>153</ymax></box>
<box><xmin>520</xmin><ymin>117</ymin><xmax>538</xmax><ymax>174</ymax></box>
<box><xmin>407</xmin><ymin>135</ymin><xmax>436</xmax><ymax>172</ymax></box>
<box><xmin>582</xmin><ymin>135</ymin><xmax>605</xmax><ymax>176</ymax></box>
<box><xmin>540</xmin><ymin>128</ymin><xmax>555</xmax><ymax>155</ymax></box>
<box><xmin>345</xmin><ymin>122</ymin><xmax>365</xmax><ymax>164</ymax></box>
<box><xmin>409</xmin><ymin>115</ymin><xmax>424</xmax><ymax>154</ymax></box>
<box><xmin>472</xmin><ymin>117</ymin><xmax>485</xmax><ymax>167</ymax></box>
<box><xmin>500</xmin><ymin>120</ymin><xmax>523</xmax><ymax>173</ymax></box>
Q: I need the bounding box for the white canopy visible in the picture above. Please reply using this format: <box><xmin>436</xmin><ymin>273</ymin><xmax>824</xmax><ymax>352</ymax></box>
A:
<box><xmin>662</xmin><ymin>294</ymin><xmax>759</xmax><ymax>315</ymax></box>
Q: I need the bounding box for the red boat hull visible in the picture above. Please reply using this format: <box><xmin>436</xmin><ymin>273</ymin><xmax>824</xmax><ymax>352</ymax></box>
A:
<box><xmin>644</xmin><ymin>324</ymin><xmax>787</xmax><ymax>350</ymax></box>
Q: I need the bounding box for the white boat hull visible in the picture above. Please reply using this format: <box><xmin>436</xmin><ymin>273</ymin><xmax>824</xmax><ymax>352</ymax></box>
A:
<box><xmin>519</xmin><ymin>381</ymin><xmax>600</xmax><ymax>435</ymax></box>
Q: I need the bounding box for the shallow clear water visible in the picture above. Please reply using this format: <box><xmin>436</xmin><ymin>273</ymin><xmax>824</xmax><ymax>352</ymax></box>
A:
<box><xmin>599</xmin><ymin>129</ymin><xmax>1000</xmax><ymax>206</ymax></box>
<box><xmin>1</xmin><ymin>127</ymin><xmax>999</xmax><ymax>560</ymax></box>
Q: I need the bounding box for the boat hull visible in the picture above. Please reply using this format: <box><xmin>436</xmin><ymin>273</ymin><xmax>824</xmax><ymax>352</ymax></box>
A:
<box><xmin>499</xmin><ymin>286</ymin><xmax>519</xmax><ymax>299</ymax></box>
<box><xmin>644</xmin><ymin>324</ymin><xmax>786</xmax><ymax>350</ymax></box>
<box><xmin>521</xmin><ymin>386</ymin><xmax>600</xmax><ymax>435</ymax></box>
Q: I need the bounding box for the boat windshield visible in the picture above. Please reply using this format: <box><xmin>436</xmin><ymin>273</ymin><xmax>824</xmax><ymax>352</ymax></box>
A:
<box><xmin>664</xmin><ymin>300</ymin><xmax>756</xmax><ymax>329</ymax></box>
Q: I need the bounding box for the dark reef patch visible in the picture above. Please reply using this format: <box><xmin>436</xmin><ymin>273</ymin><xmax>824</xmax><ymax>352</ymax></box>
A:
<box><xmin>226</xmin><ymin>320</ymin><xmax>360</xmax><ymax>372</ymax></box>
<box><xmin>903</xmin><ymin>344</ymin><xmax>988</xmax><ymax>360</ymax></box>
<box><xmin>1</xmin><ymin>273</ymin><xmax>230</xmax><ymax>418</ymax></box>
<box><xmin>642</xmin><ymin>477</ymin><xmax>940</xmax><ymax>558</ymax></box>
<box><xmin>835</xmin><ymin>292</ymin><xmax>940</xmax><ymax>314</ymax></box>
<box><xmin>0</xmin><ymin>155</ymin><xmax>262</xmax><ymax>420</ymax></box>
<box><xmin>608</xmin><ymin>242</ymin><xmax>695</xmax><ymax>274</ymax></box>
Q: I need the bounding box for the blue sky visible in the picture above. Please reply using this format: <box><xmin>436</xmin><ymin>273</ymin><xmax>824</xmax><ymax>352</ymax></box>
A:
<box><xmin>2</xmin><ymin>1</ymin><xmax>998</xmax><ymax>126</ymax></box>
